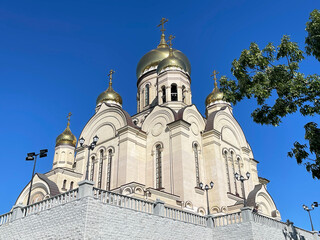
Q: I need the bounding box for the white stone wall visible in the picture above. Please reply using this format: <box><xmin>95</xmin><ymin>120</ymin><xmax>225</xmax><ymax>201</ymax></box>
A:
<box><xmin>0</xmin><ymin>197</ymin><xmax>317</xmax><ymax>240</ymax></box>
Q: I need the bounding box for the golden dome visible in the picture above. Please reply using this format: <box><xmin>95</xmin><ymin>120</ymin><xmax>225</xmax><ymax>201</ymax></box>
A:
<box><xmin>56</xmin><ymin>113</ymin><xmax>77</xmax><ymax>147</ymax></box>
<box><xmin>96</xmin><ymin>70</ymin><xmax>122</xmax><ymax>106</ymax></box>
<box><xmin>205</xmin><ymin>71</ymin><xmax>224</xmax><ymax>106</ymax></box>
<box><xmin>137</xmin><ymin>21</ymin><xmax>191</xmax><ymax>80</ymax></box>
<box><xmin>136</xmin><ymin>48</ymin><xmax>191</xmax><ymax>79</ymax></box>
<box><xmin>157</xmin><ymin>48</ymin><xmax>187</xmax><ymax>74</ymax></box>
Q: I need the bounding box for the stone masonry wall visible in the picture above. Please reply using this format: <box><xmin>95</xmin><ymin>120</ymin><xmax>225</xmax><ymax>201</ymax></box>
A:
<box><xmin>0</xmin><ymin>196</ymin><xmax>318</xmax><ymax>240</ymax></box>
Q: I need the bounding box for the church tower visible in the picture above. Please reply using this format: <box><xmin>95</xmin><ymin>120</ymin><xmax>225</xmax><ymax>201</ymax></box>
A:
<box><xmin>136</xmin><ymin>18</ymin><xmax>191</xmax><ymax>113</ymax></box>
<box><xmin>53</xmin><ymin>113</ymin><xmax>77</xmax><ymax>169</ymax></box>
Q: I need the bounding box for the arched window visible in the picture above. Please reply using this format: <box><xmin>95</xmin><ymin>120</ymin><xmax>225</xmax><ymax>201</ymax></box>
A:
<box><xmin>193</xmin><ymin>143</ymin><xmax>200</xmax><ymax>187</ymax></box>
<box><xmin>155</xmin><ymin>144</ymin><xmax>162</xmax><ymax>189</ymax></box>
<box><xmin>61</xmin><ymin>151</ymin><xmax>66</xmax><ymax>161</ymax></box>
<box><xmin>90</xmin><ymin>156</ymin><xmax>95</xmax><ymax>182</ymax></box>
<box><xmin>145</xmin><ymin>84</ymin><xmax>150</xmax><ymax>106</ymax></box>
<box><xmin>98</xmin><ymin>150</ymin><xmax>104</xmax><ymax>189</ymax></box>
<box><xmin>182</xmin><ymin>85</ymin><xmax>186</xmax><ymax>103</ymax></box>
<box><xmin>70</xmin><ymin>181</ymin><xmax>74</xmax><ymax>190</ymax></box>
<box><xmin>62</xmin><ymin>179</ymin><xmax>67</xmax><ymax>190</ymax></box>
<box><xmin>171</xmin><ymin>84</ymin><xmax>177</xmax><ymax>101</ymax></box>
<box><xmin>223</xmin><ymin>150</ymin><xmax>231</xmax><ymax>192</ymax></box>
<box><xmin>106</xmin><ymin>149</ymin><xmax>113</xmax><ymax>191</ymax></box>
<box><xmin>162</xmin><ymin>86</ymin><xmax>166</xmax><ymax>103</ymax></box>
<box><xmin>230</xmin><ymin>151</ymin><xmax>238</xmax><ymax>195</ymax></box>
<box><xmin>137</xmin><ymin>93</ymin><xmax>140</xmax><ymax>112</ymax></box>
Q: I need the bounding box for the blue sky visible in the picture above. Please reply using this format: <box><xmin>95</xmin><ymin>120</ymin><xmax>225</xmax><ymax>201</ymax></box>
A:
<box><xmin>0</xmin><ymin>0</ymin><xmax>319</xmax><ymax>230</ymax></box>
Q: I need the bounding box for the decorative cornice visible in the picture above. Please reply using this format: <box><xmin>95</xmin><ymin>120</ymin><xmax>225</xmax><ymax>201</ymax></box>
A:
<box><xmin>241</xmin><ymin>146</ymin><xmax>251</xmax><ymax>154</ymax></box>
<box><xmin>167</xmin><ymin>119</ymin><xmax>191</xmax><ymax>131</ymax></box>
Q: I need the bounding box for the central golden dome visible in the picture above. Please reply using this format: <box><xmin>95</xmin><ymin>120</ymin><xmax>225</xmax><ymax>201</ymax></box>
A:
<box><xmin>136</xmin><ymin>47</ymin><xmax>191</xmax><ymax>79</ymax></box>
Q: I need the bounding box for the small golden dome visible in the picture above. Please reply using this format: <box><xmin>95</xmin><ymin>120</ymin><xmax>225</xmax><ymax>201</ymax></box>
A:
<box><xmin>96</xmin><ymin>70</ymin><xmax>122</xmax><ymax>106</ymax></box>
<box><xmin>205</xmin><ymin>71</ymin><xmax>224</xmax><ymax>106</ymax></box>
<box><xmin>157</xmin><ymin>48</ymin><xmax>187</xmax><ymax>74</ymax></box>
<box><xmin>56</xmin><ymin>113</ymin><xmax>77</xmax><ymax>147</ymax></box>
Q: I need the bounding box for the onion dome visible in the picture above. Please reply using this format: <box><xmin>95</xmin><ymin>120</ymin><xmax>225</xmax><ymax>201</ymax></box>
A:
<box><xmin>157</xmin><ymin>46</ymin><xmax>187</xmax><ymax>74</ymax></box>
<box><xmin>136</xmin><ymin>19</ymin><xmax>191</xmax><ymax>80</ymax></box>
<box><xmin>205</xmin><ymin>71</ymin><xmax>224</xmax><ymax>106</ymax></box>
<box><xmin>96</xmin><ymin>70</ymin><xmax>122</xmax><ymax>106</ymax></box>
<box><xmin>56</xmin><ymin>113</ymin><xmax>77</xmax><ymax>147</ymax></box>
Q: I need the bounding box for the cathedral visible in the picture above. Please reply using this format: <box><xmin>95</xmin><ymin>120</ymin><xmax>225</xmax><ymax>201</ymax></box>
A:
<box><xmin>15</xmin><ymin>19</ymin><xmax>281</xmax><ymax>220</ymax></box>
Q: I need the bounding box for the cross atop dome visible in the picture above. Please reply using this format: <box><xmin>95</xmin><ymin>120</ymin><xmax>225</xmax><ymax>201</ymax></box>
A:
<box><xmin>210</xmin><ymin>70</ymin><xmax>219</xmax><ymax>88</ymax></box>
<box><xmin>157</xmin><ymin>18</ymin><xmax>169</xmax><ymax>48</ymax></box>
<box><xmin>167</xmin><ymin>35</ymin><xmax>175</xmax><ymax>48</ymax></box>
<box><xmin>67</xmin><ymin>112</ymin><xmax>72</xmax><ymax>127</ymax></box>
<box><xmin>108</xmin><ymin>69</ymin><xmax>115</xmax><ymax>86</ymax></box>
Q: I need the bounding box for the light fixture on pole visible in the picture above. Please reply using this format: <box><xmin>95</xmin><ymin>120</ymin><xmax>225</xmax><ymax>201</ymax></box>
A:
<box><xmin>199</xmin><ymin>181</ymin><xmax>214</xmax><ymax>215</ymax></box>
<box><xmin>79</xmin><ymin>135</ymin><xmax>99</xmax><ymax>180</ymax></box>
<box><xmin>303</xmin><ymin>203</ymin><xmax>317</xmax><ymax>231</ymax></box>
<box><xmin>235</xmin><ymin>172</ymin><xmax>250</xmax><ymax>207</ymax></box>
<box><xmin>26</xmin><ymin>149</ymin><xmax>48</xmax><ymax>205</ymax></box>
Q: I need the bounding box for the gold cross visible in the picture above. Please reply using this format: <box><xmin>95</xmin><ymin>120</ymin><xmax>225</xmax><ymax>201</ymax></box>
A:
<box><xmin>167</xmin><ymin>35</ymin><xmax>175</xmax><ymax>48</ymax></box>
<box><xmin>157</xmin><ymin>18</ymin><xmax>168</xmax><ymax>34</ymax></box>
<box><xmin>67</xmin><ymin>112</ymin><xmax>72</xmax><ymax>126</ymax></box>
<box><xmin>210</xmin><ymin>70</ymin><xmax>219</xmax><ymax>87</ymax></box>
<box><xmin>108</xmin><ymin>69</ymin><xmax>115</xmax><ymax>85</ymax></box>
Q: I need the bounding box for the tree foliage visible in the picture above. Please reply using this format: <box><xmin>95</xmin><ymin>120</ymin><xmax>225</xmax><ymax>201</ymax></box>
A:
<box><xmin>220</xmin><ymin>10</ymin><xmax>320</xmax><ymax>179</ymax></box>
<box><xmin>306</xmin><ymin>10</ymin><xmax>320</xmax><ymax>61</ymax></box>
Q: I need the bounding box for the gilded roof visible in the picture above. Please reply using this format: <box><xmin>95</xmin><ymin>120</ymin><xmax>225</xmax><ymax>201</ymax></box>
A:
<box><xmin>157</xmin><ymin>48</ymin><xmax>187</xmax><ymax>74</ymax></box>
<box><xmin>136</xmin><ymin>47</ymin><xmax>191</xmax><ymax>79</ymax></box>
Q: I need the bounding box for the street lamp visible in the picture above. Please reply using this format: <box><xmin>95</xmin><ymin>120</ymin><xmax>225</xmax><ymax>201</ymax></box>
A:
<box><xmin>235</xmin><ymin>172</ymin><xmax>250</xmax><ymax>207</ymax></box>
<box><xmin>79</xmin><ymin>135</ymin><xmax>99</xmax><ymax>180</ymax></box>
<box><xmin>199</xmin><ymin>181</ymin><xmax>214</xmax><ymax>215</ymax></box>
<box><xmin>303</xmin><ymin>203</ymin><xmax>317</xmax><ymax>231</ymax></box>
<box><xmin>26</xmin><ymin>149</ymin><xmax>48</xmax><ymax>205</ymax></box>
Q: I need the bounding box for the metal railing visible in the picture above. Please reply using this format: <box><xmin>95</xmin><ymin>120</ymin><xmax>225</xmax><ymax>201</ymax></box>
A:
<box><xmin>93</xmin><ymin>188</ymin><xmax>154</xmax><ymax>214</ymax></box>
<box><xmin>164</xmin><ymin>206</ymin><xmax>207</xmax><ymax>226</ymax></box>
<box><xmin>213</xmin><ymin>212</ymin><xmax>242</xmax><ymax>227</ymax></box>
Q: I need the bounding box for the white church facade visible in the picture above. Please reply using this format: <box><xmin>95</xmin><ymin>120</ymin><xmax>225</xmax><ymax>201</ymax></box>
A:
<box><xmin>15</xmin><ymin>20</ymin><xmax>280</xmax><ymax>220</ymax></box>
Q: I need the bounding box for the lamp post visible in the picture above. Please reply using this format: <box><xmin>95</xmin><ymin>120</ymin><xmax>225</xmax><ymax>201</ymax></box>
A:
<box><xmin>79</xmin><ymin>135</ymin><xmax>99</xmax><ymax>180</ymax></box>
<box><xmin>235</xmin><ymin>172</ymin><xmax>250</xmax><ymax>207</ymax></box>
<box><xmin>26</xmin><ymin>149</ymin><xmax>48</xmax><ymax>205</ymax></box>
<box><xmin>199</xmin><ymin>181</ymin><xmax>214</xmax><ymax>215</ymax></box>
<box><xmin>303</xmin><ymin>203</ymin><xmax>317</xmax><ymax>231</ymax></box>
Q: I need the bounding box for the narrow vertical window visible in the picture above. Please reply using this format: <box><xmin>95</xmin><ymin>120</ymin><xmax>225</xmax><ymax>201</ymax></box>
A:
<box><xmin>70</xmin><ymin>181</ymin><xmax>74</xmax><ymax>190</ymax></box>
<box><xmin>137</xmin><ymin>93</ymin><xmax>140</xmax><ymax>112</ymax></box>
<box><xmin>171</xmin><ymin>84</ymin><xmax>177</xmax><ymax>101</ymax></box>
<box><xmin>193</xmin><ymin>143</ymin><xmax>200</xmax><ymax>187</ymax></box>
<box><xmin>230</xmin><ymin>152</ymin><xmax>238</xmax><ymax>195</ymax></box>
<box><xmin>223</xmin><ymin>151</ymin><xmax>231</xmax><ymax>192</ymax></box>
<box><xmin>98</xmin><ymin>150</ymin><xmax>104</xmax><ymax>189</ymax></box>
<box><xmin>90</xmin><ymin>156</ymin><xmax>95</xmax><ymax>182</ymax></box>
<box><xmin>182</xmin><ymin>85</ymin><xmax>186</xmax><ymax>103</ymax></box>
<box><xmin>106</xmin><ymin>149</ymin><xmax>113</xmax><ymax>191</ymax></box>
<box><xmin>162</xmin><ymin>86</ymin><xmax>166</xmax><ymax>103</ymax></box>
<box><xmin>145</xmin><ymin>84</ymin><xmax>149</xmax><ymax>106</ymax></box>
<box><xmin>62</xmin><ymin>179</ymin><xmax>67</xmax><ymax>190</ymax></box>
<box><xmin>155</xmin><ymin>144</ymin><xmax>162</xmax><ymax>189</ymax></box>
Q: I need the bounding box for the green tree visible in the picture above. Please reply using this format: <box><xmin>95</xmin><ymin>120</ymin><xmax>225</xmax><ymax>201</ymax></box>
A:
<box><xmin>220</xmin><ymin>9</ymin><xmax>320</xmax><ymax>179</ymax></box>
